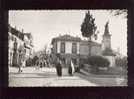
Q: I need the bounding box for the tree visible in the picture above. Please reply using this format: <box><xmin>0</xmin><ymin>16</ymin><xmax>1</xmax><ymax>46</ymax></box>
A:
<box><xmin>110</xmin><ymin>10</ymin><xmax>127</xmax><ymax>18</ymax></box>
<box><xmin>81</xmin><ymin>11</ymin><xmax>97</xmax><ymax>41</ymax></box>
<box><xmin>32</xmin><ymin>56</ymin><xmax>39</xmax><ymax>65</ymax></box>
<box><xmin>115</xmin><ymin>56</ymin><xmax>127</xmax><ymax>69</ymax></box>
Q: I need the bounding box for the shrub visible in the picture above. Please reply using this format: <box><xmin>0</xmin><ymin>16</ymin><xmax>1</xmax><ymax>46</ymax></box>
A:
<box><xmin>32</xmin><ymin>56</ymin><xmax>39</xmax><ymax>65</ymax></box>
<box><xmin>115</xmin><ymin>56</ymin><xmax>127</xmax><ymax>69</ymax></box>
<box><xmin>87</xmin><ymin>56</ymin><xmax>110</xmax><ymax>73</ymax></box>
<box><xmin>88</xmin><ymin>55</ymin><xmax>110</xmax><ymax>68</ymax></box>
<box><xmin>79</xmin><ymin>58</ymin><xmax>88</xmax><ymax>68</ymax></box>
<box><xmin>26</xmin><ymin>58</ymin><xmax>33</xmax><ymax>66</ymax></box>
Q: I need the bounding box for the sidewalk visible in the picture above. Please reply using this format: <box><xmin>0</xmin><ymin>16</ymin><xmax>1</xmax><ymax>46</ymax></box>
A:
<box><xmin>9</xmin><ymin>66</ymin><xmax>69</xmax><ymax>76</ymax></box>
<box><xmin>79</xmin><ymin>69</ymin><xmax>126</xmax><ymax>78</ymax></box>
<box><xmin>78</xmin><ymin>69</ymin><xmax>127</xmax><ymax>86</ymax></box>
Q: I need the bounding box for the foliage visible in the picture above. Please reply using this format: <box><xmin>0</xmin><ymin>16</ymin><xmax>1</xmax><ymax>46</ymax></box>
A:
<box><xmin>32</xmin><ymin>56</ymin><xmax>39</xmax><ymax>65</ymax></box>
<box><xmin>81</xmin><ymin>11</ymin><xmax>97</xmax><ymax>41</ymax></box>
<box><xmin>102</xmin><ymin>48</ymin><xmax>116</xmax><ymax>56</ymax></box>
<box><xmin>88</xmin><ymin>56</ymin><xmax>110</xmax><ymax>68</ymax></box>
<box><xmin>79</xmin><ymin>58</ymin><xmax>88</xmax><ymax>68</ymax></box>
<box><xmin>115</xmin><ymin>56</ymin><xmax>127</xmax><ymax>69</ymax></box>
<box><xmin>110</xmin><ymin>10</ymin><xmax>127</xmax><ymax>18</ymax></box>
<box><xmin>26</xmin><ymin>58</ymin><xmax>33</xmax><ymax>66</ymax></box>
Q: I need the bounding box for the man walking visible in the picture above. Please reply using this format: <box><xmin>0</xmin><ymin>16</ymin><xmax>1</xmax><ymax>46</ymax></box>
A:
<box><xmin>56</xmin><ymin>58</ymin><xmax>62</xmax><ymax>77</ymax></box>
<box><xmin>18</xmin><ymin>44</ymin><xmax>25</xmax><ymax>73</ymax></box>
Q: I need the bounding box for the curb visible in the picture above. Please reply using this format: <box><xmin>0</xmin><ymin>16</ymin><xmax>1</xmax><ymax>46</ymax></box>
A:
<box><xmin>79</xmin><ymin>69</ymin><xmax>124</xmax><ymax>78</ymax></box>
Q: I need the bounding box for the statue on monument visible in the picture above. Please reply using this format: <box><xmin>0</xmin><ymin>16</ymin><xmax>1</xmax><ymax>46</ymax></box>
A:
<box><xmin>104</xmin><ymin>21</ymin><xmax>110</xmax><ymax>35</ymax></box>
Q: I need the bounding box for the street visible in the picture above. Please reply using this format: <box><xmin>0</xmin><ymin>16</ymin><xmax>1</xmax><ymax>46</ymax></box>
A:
<box><xmin>9</xmin><ymin>66</ymin><xmax>97</xmax><ymax>87</ymax></box>
<box><xmin>9</xmin><ymin>66</ymin><xmax>127</xmax><ymax>87</ymax></box>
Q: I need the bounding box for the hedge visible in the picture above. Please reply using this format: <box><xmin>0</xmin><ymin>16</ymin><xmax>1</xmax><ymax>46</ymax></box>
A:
<box><xmin>88</xmin><ymin>55</ymin><xmax>110</xmax><ymax>68</ymax></box>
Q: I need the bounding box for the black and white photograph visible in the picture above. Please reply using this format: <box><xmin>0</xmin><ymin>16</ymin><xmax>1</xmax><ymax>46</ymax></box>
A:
<box><xmin>8</xmin><ymin>10</ymin><xmax>127</xmax><ymax>87</ymax></box>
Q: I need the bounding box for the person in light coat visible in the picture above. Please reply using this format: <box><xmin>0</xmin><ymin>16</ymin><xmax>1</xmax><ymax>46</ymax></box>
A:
<box><xmin>68</xmin><ymin>60</ymin><xmax>75</xmax><ymax>76</ymax></box>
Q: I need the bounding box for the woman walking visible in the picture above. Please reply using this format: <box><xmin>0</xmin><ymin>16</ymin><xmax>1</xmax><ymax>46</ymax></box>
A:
<box><xmin>68</xmin><ymin>60</ymin><xmax>75</xmax><ymax>76</ymax></box>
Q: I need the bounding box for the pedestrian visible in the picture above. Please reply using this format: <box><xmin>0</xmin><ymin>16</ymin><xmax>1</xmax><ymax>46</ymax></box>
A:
<box><xmin>40</xmin><ymin>62</ymin><xmax>42</xmax><ymax>68</ymax></box>
<box><xmin>18</xmin><ymin>45</ymin><xmax>25</xmax><ymax>73</ymax></box>
<box><xmin>44</xmin><ymin>61</ymin><xmax>46</xmax><ymax>67</ymax></box>
<box><xmin>22</xmin><ymin>60</ymin><xmax>26</xmax><ymax>68</ymax></box>
<box><xmin>18</xmin><ymin>54</ymin><xmax>23</xmax><ymax>73</ymax></box>
<box><xmin>56</xmin><ymin>58</ymin><xmax>62</xmax><ymax>77</ymax></box>
<box><xmin>35</xmin><ymin>60</ymin><xmax>39</xmax><ymax>70</ymax></box>
<box><xmin>68</xmin><ymin>60</ymin><xmax>75</xmax><ymax>76</ymax></box>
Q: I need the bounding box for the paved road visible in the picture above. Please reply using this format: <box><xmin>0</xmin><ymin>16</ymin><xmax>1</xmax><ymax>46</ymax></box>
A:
<box><xmin>9</xmin><ymin>67</ymin><xmax>97</xmax><ymax>87</ymax></box>
<box><xmin>9</xmin><ymin>66</ymin><xmax>127</xmax><ymax>87</ymax></box>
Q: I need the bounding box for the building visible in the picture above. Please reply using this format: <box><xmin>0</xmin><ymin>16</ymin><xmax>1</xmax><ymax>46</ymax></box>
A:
<box><xmin>51</xmin><ymin>35</ymin><xmax>102</xmax><ymax>66</ymax></box>
<box><xmin>8</xmin><ymin>25</ymin><xmax>33</xmax><ymax>66</ymax></box>
<box><xmin>80</xmin><ymin>40</ymin><xmax>102</xmax><ymax>59</ymax></box>
<box><xmin>23</xmin><ymin>33</ymin><xmax>34</xmax><ymax>59</ymax></box>
<box><xmin>51</xmin><ymin>21</ymin><xmax>116</xmax><ymax>67</ymax></box>
<box><xmin>51</xmin><ymin>34</ymin><xmax>81</xmax><ymax>66</ymax></box>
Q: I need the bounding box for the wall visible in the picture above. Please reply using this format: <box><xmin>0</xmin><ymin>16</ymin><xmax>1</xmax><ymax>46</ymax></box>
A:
<box><xmin>53</xmin><ymin>42</ymin><xmax>57</xmax><ymax>53</ymax></box>
<box><xmin>65</xmin><ymin>41</ymin><xmax>72</xmax><ymax>54</ymax></box>
<box><xmin>77</xmin><ymin>42</ymin><xmax>80</xmax><ymax>54</ymax></box>
<box><xmin>91</xmin><ymin>46</ymin><xmax>102</xmax><ymax>56</ymax></box>
<box><xmin>104</xmin><ymin>56</ymin><xmax>115</xmax><ymax>67</ymax></box>
<box><xmin>8</xmin><ymin>32</ymin><xmax>24</xmax><ymax>66</ymax></box>
<box><xmin>8</xmin><ymin>32</ymin><xmax>14</xmax><ymax>66</ymax></box>
<box><xmin>56</xmin><ymin>41</ymin><xmax>80</xmax><ymax>54</ymax></box>
<box><xmin>57</xmin><ymin>41</ymin><xmax>60</xmax><ymax>53</ymax></box>
<box><xmin>80</xmin><ymin>44</ymin><xmax>89</xmax><ymax>55</ymax></box>
<box><xmin>102</xmin><ymin>36</ymin><xmax>111</xmax><ymax>50</ymax></box>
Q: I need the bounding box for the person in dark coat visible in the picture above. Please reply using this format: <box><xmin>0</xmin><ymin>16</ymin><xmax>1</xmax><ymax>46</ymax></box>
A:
<box><xmin>56</xmin><ymin>58</ymin><xmax>62</xmax><ymax>77</ymax></box>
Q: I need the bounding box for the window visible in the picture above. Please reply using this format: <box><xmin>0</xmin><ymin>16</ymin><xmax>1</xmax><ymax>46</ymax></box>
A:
<box><xmin>55</xmin><ymin>43</ymin><xmax>57</xmax><ymax>53</ymax></box>
<box><xmin>60</xmin><ymin>42</ymin><xmax>65</xmax><ymax>53</ymax></box>
<box><xmin>72</xmin><ymin>42</ymin><xmax>77</xmax><ymax>54</ymax></box>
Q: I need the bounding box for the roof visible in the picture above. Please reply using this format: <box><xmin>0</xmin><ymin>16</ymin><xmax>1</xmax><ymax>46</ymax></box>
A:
<box><xmin>8</xmin><ymin>25</ymin><xmax>24</xmax><ymax>41</ymax></box>
<box><xmin>8</xmin><ymin>25</ymin><xmax>33</xmax><ymax>41</ymax></box>
<box><xmin>51</xmin><ymin>34</ymin><xmax>101</xmax><ymax>47</ymax></box>
<box><xmin>51</xmin><ymin>34</ymin><xmax>81</xmax><ymax>44</ymax></box>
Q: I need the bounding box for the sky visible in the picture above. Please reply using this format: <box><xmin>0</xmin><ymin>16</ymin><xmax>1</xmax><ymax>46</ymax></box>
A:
<box><xmin>9</xmin><ymin>10</ymin><xmax>127</xmax><ymax>56</ymax></box>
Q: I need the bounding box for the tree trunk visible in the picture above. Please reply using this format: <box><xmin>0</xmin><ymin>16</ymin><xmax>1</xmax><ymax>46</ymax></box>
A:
<box><xmin>88</xmin><ymin>36</ymin><xmax>92</xmax><ymax>56</ymax></box>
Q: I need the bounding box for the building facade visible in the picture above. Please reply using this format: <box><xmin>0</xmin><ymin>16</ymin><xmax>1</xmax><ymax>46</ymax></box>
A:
<box><xmin>8</xmin><ymin>25</ymin><xmax>33</xmax><ymax>67</ymax></box>
<box><xmin>23</xmin><ymin>33</ymin><xmax>34</xmax><ymax>60</ymax></box>
<box><xmin>51</xmin><ymin>35</ymin><xmax>81</xmax><ymax>66</ymax></box>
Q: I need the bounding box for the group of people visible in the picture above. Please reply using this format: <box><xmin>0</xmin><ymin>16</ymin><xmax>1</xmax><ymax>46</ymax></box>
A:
<box><xmin>35</xmin><ymin>59</ymin><xmax>49</xmax><ymax>69</ymax></box>
<box><xmin>55</xmin><ymin>57</ymin><xmax>75</xmax><ymax>77</ymax></box>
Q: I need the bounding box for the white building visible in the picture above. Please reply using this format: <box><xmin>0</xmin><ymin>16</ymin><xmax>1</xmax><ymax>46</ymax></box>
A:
<box><xmin>51</xmin><ymin>34</ymin><xmax>81</xmax><ymax>66</ymax></box>
<box><xmin>8</xmin><ymin>25</ymin><xmax>33</xmax><ymax>67</ymax></box>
